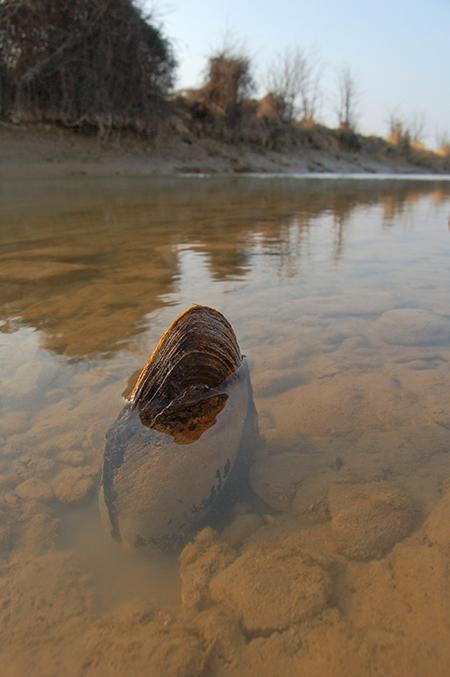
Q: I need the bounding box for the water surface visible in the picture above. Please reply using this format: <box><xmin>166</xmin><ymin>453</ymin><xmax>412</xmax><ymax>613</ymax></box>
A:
<box><xmin>1</xmin><ymin>176</ymin><xmax>450</xmax><ymax>676</ymax></box>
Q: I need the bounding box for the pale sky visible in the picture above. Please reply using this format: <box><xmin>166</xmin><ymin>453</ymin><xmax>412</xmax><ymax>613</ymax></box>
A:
<box><xmin>150</xmin><ymin>0</ymin><xmax>449</xmax><ymax>145</ymax></box>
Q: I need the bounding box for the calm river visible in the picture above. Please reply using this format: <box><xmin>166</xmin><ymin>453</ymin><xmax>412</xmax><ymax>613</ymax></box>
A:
<box><xmin>1</xmin><ymin>176</ymin><xmax>450</xmax><ymax>676</ymax></box>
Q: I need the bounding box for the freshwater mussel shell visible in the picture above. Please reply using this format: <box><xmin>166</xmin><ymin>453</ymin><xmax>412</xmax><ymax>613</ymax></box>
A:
<box><xmin>100</xmin><ymin>305</ymin><xmax>257</xmax><ymax>549</ymax></box>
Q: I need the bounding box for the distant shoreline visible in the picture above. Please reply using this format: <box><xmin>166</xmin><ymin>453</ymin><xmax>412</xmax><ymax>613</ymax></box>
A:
<box><xmin>1</xmin><ymin>122</ymin><xmax>448</xmax><ymax>180</ymax></box>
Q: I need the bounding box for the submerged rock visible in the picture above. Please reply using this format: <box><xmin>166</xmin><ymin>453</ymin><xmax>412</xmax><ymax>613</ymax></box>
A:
<box><xmin>179</xmin><ymin>528</ymin><xmax>236</xmax><ymax>611</ymax></box>
<box><xmin>52</xmin><ymin>466</ymin><xmax>96</xmax><ymax>504</ymax></box>
<box><xmin>329</xmin><ymin>483</ymin><xmax>416</xmax><ymax>560</ymax></box>
<box><xmin>209</xmin><ymin>541</ymin><xmax>330</xmax><ymax>634</ymax></box>
<box><xmin>15</xmin><ymin>478</ymin><xmax>53</xmax><ymax>502</ymax></box>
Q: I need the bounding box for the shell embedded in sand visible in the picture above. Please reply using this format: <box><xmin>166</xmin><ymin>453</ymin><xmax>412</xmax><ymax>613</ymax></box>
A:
<box><xmin>100</xmin><ymin>305</ymin><xmax>258</xmax><ymax>548</ymax></box>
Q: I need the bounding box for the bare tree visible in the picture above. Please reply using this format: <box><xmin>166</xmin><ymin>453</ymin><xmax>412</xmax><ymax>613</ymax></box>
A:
<box><xmin>335</xmin><ymin>66</ymin><xmax>360</xmax><ymax>131</ymax></box>
<box><xmin>265</xmin><ymin>47</ymin><xmax>322</xmax><ymax>123</ymax></box>
<box><xmin>298</xmin><ymin>49</ymin><xmax>323</xmax><ymax>123</ymax></box>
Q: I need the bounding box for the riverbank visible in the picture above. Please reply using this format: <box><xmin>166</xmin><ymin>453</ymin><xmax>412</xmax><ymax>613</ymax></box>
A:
<box><xmin>0</xmin><ymin>121</ymin><xmax>447</xmax><ymax>179</ymax></box>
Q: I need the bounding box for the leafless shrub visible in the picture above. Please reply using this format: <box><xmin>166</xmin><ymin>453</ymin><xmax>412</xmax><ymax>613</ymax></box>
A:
<box><xmin>387</xmin><ymin>109</ymin><xmax>428</xmax><ymax>153</ymax></box>
<box><xmin>387</xmin><ymin>111</ymin><xmax>410</xmax><ymax>149</ymax></box>
<box><xmin>257</xmin><ymin>92</ymin><xmax>287</xmax><ymax>124</ymax></box>
<box><xmin>335</xmin><ymin>66</ymin><xmax>360</xmax><ymax>131</ymax></box>
<box><xmin>0</xmin><ymin>0</ymin><xmax>176</xmax><ymax>134</ymax></box>
<box><xmin>202</xmin><ymin>40</ymin><xmax>254</xmax><ymax>128</ymax></box>
<box><xmin>436</xmin><ymin>130</ymin><xmax>450</xmax><ymax>157</ymax></box>
<box><xmin>265</xmin><ymin>47</ymin><xmax>322</xmax><ymax>124</ymax></box>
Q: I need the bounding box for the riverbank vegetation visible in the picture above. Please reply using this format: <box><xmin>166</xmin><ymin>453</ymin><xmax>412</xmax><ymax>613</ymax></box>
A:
<box><xmin>0</xmin><ymin>0</ymin><xmax>448</xmax><ymax>172</ymax></box>
<box><xmin>0</xmin><ymin>0</ymin><xmax>175</xmax><ymax>133</ymax></box>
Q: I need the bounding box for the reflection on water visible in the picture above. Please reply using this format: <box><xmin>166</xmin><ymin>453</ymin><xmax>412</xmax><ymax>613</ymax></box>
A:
<box><xmin>1</xmin><ymin>177</ymin><xmax>445</xmax><ymax>357</ymax></box>
<box><xmin>1</xmin><ymin>177</ymin><xmax>450</xmax><ymax>676</ymax></box>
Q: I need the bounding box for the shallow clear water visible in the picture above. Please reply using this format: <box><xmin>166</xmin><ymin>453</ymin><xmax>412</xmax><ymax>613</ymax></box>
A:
<box><xmin>1</xmin><ymin>176</ymin><xmax>450</xmax><ymax>676</ymax></box>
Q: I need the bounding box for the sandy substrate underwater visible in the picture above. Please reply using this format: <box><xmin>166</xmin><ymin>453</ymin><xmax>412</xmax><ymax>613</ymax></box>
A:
<box><xmin>2</xmin><ymin>308</ymin><xmax>450</xmax><ymax>676</ymax></box>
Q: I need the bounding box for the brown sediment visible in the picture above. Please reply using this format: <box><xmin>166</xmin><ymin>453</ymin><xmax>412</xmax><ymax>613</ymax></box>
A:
<box><xmin>51</xmin><ymin>466</ymin><xmax>97</xmax><ymax>505</ymax></box>
<box><xmin>328</xmin><ymin>483</ymin><xmax>417</xmax><ymax>561</ymax></box>
<box><xmin>209</xmin><ymin>540</ymin><xmax>331</xmax><ymax>636</ymax></box>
